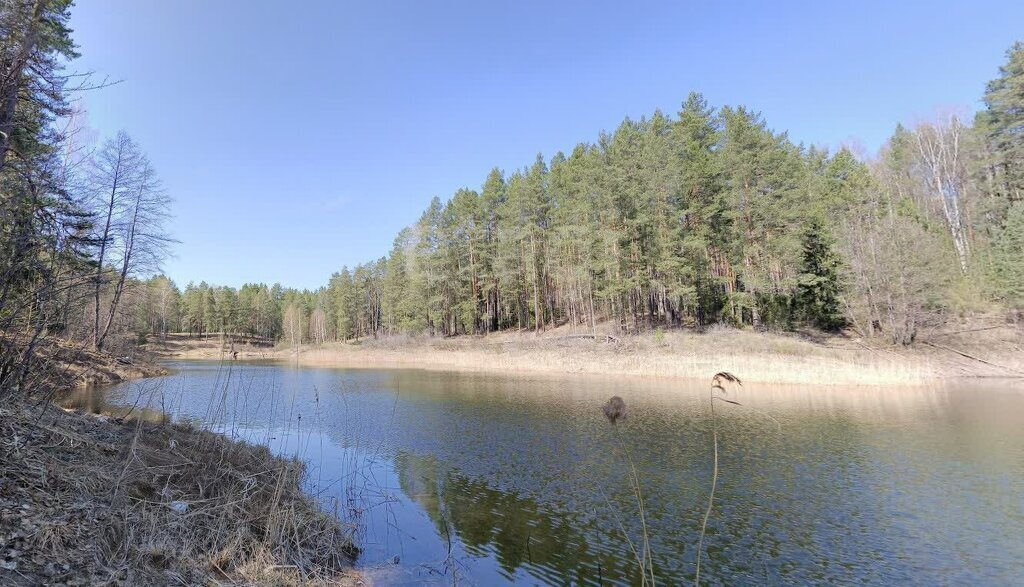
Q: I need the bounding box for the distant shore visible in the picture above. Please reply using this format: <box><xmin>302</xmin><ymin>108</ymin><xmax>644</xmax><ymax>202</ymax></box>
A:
<box><xmin>149</xmin><ymin>325</ymin><xmax>1024</xmax><ymax>386</ymax></box>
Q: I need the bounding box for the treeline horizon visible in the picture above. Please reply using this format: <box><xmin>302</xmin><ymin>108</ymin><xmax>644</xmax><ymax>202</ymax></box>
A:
<box><xmin>1</xmin><ymin>1</ymin><xmax>181</xmax><ymax>397</ymax></box>
<box><xmin>138</xmin><ymin>41</ymin><xmax>1024</xmax><ymax>347</ymax></box>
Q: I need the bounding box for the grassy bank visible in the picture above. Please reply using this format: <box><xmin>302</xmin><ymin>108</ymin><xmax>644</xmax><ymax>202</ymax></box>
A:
<box><xmin>0</xmin><ymin>342</ymin><xmax>359</xmax><ymax>585</ymax></box>
<box><xmin>150</xmin><ymin>323</ymin><xmax>1024</xmax><ymax>386</ymax></box>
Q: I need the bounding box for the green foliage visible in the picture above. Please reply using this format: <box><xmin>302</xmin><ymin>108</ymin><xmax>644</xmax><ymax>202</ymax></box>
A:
<box><xmin>992</xmin><ymin>202</ymin><xmax>1024</xmax><ymax>308</ymax></box>
<box><xmin>980</xmin><ymin>42</ymin><xmax>1024</xmax><ymax>203</ymax></box>
<box><xmin>756</xmin><ymin>293</ymin><xmax>793</xmax><ymax>330</ymax></box>
<box><xmin>793</xmin><ymin>220</ymin><xmax>845</xmax><ymax>331</ymax></box>
<box><xmin>122</xmin><ymin>41</ymin><xmax>1024</xmax><ymax>347</ymax></box>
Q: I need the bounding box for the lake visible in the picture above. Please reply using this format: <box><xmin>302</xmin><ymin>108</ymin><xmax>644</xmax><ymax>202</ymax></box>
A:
<box><xmin>72</xmin><ymin>360</ymin><xmax>1024</xmax><ymax>585</ymax></box>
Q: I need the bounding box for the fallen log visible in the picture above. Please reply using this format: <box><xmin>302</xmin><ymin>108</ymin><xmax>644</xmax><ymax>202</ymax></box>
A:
<box><xmin>549</xmin><ymin>334</ymin><xmax>620</xmax><ymax>343</ymax></box>
<box><xmin>921</xmin><ymin>341</ymin><xmax>1024</xmax><ymax>377</ymax></box>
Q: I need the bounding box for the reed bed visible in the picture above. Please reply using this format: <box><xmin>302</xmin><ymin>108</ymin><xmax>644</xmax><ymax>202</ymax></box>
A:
<box><xmin>280</xmin><ymin>329</ymin><xmax>938</xmax><ymax>386</ymax></box>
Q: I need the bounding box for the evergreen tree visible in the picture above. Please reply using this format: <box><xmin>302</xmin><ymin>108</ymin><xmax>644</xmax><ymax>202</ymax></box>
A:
<box><xmin>382</xmin><ymin>230</ymin><xmax>413</xmax><ymax>332</ymax></box>
<box><xmin>114</xmin><ymin>44</ymin><xmax>1024</xmax><ymax>348</ymax></box>
<box><xmin>675</xmin><ymin>92</ymin><xmax>726</xmax><ymax>326</ymax></box>
<box><xmin>979</xmin><ymin>42</ymin><xmax>1024</xmax><ymax>206</ymax></box>
<box><xmin>477</xmin><ymin>168</ymin><xmax>507</xmax><ymax>331</ymax></box>
<box><xmin>0</xmin><ymin>0</ymin><xmax>78</xmax><ymax>173</ymax></box>
<box><xmin>793</xmin><ymin>219</ymin><xmax>845</xmax><ymax>330</ymax></box>
<box><xmin>992</xmin><ymin>202</ymin><xmax>1024</xmax><ymax>309</ymax></box>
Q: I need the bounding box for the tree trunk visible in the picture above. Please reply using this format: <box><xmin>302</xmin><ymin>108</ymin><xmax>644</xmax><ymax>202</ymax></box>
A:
<box><xmin>0</xmin><ymin>0</ymin><xmax>46</xmax><ymax>172</ymax></box>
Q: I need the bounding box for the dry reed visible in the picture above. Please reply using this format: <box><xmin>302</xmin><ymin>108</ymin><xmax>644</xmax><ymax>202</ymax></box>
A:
<box><xmin>0</xmin><ymin>398</ymin><xmax>358</xmax><ymax>585</ymax></box>
<box><xmin>602</xmin><ymin>395</ymin><xmax>656</xmax><ymax>585</ymax></box>
<box><xmin>162</xmin><ymin>328</ymin><xmax>942</xmax><ymax>386</ymax></box>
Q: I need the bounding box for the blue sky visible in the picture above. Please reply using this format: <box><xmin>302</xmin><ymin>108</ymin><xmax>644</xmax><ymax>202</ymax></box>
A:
<box><xmin>70</xmin><ymin>0</ymin><xmax>1023</xmax><ymax>290</ymax></box>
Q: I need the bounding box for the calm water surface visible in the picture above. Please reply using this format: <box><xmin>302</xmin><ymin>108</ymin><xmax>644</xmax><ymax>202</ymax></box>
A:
<box><xmin>77</xmin><ymin>361</ymin><xmax>1024</xmax><ymax>585</ymax></box>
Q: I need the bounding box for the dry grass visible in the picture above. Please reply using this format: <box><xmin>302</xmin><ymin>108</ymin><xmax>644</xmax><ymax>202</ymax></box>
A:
<box><xmin>146</xmin><ymin>334</ymin><xmax>275</xmax><ymax>362</ymax></box>
<box><xmin>317</xmin><ymin>323</ymin><xmax>1024</xmax><ymax>385</ymax></box>
<box><xmin>2</xmin><ymin>335</ymin><xmax>169</xmax><ymax>395</ymax></box>
<box><xmin>0</xmin><ymin>399</ymin><xmax>358</xmax><ymax>586</ymax></box>
<box><xmin>156</xmin><ymin>326</ymin><xmax>960</xmax><ymax>386</ymax></box>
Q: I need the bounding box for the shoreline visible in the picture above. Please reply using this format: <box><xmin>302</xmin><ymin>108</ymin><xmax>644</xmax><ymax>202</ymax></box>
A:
<box><xmin>149</xmin><ymin>326</ymin><xmax>1024</xmax><ymax>387</ymax></box>
<box><xmin>1</xmin><ymin>342</ymin><xmax>359</xmax><ymax>586</ymax></box>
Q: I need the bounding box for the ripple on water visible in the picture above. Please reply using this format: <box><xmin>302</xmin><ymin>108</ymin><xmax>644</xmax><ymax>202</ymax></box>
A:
<box><xmin>80</xmin><ymin>362</ymin><xmax>1024</xmax><ymax>585</ymax></box>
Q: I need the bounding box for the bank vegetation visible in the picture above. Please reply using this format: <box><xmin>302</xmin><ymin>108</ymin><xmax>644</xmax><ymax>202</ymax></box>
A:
<box><xmin>138</xmin><ymin>44</ymin><xmax>1024</xmax><ymax>356</ymax></box>
<box><xmin>152</xmin><ymin>321</ymin><xmax>1024</xmax><ymax>386</ymax></box>
<box><xmin>0</xmin><ymin>3</ymin><xmax>357</xmax><ymax>584</ymax></box>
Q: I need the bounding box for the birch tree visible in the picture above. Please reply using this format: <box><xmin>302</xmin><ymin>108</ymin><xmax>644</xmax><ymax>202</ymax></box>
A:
<box><xmin>913</xmin><ymin>115</ymin><xmax>972</xmax><ymax>273</ymax></box>
<box><xmin>282</xmin><ymin>303</ymin><xmax>303</xmax><ymax>347</ymax></box>
<box><xmin>310</xmin><ymin>305</ymin><xmax>327</xmax><ymax>345</ymax></box>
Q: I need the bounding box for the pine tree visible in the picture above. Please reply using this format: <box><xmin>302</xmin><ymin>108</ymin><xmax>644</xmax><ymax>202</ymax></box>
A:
<box><xmin>329</xmin><ymin>268</ymin><xmax>356</xmax><ymax>340</ymax></box>
<box><xmin>675</xmin><ymin>92</ymin><xmax>726</xmax><ymax>326</ymax></box>
<box><xmin>478</xmin><ymin>168</ymin><xmax>507</xmax><ymax>331</ymax></box>
<box><xmin>719</xmin><ymin>106</ymin><xmax>806</xmax><ymax>327</ymax></box>
<box><xmin>0</xmin><ymin>0</ymin><xmax>78</xmax><ymax>173</ymax></box>
<box><xmin>793</xmin><ymin>219</ymin><xmax>845</xmax><ymax>330</ymax></box>
<box><xmin>980</xmin><ymin>42</ymin><xmax>1024</xmax><ymax>206</ymax></box>
<box><xmin>382</xmin><ymin>229</ymin><xmax>415</xmax><ymax>333</ymax></box>
<box><xmin>116</xmin><ymin>56</ymin><xmax>1024</xmax><ymax>346</ymax></box>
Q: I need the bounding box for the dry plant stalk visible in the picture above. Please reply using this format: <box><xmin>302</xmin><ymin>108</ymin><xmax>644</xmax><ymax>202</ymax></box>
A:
<box><xmin>695</xmin><ymin>371</ymin><xmax>743</xmax><ymax>586</ymax></box>
<box><xmin>602</xmin><ymin>395</ymin><xmax>656</xmax><ymax>586</ymax></box>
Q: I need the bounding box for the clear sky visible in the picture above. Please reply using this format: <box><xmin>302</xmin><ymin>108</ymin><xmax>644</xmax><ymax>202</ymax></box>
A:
<box><xmin>70</xmin><ymin>0</ymin><xmax>1023</xmax><ymax>290</ymax></box>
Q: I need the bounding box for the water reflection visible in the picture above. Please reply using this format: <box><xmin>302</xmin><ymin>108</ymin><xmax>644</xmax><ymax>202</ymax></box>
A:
<box><xmin>87</xmin><ymin>361</ymin><xmax>1024</xmax><ymax>585</ymax></box>
<box><xmin>395</xmin><ymin>452</ymin><xmax>641</xmax><ymax>585</ymax></box>
<box><xmin>64</xmin><ymin>381</ymin><xmax>170</xmax><ymax>424</ymax></box>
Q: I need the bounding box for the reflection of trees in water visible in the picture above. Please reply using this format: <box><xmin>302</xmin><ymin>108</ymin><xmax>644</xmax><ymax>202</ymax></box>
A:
<box><xmin>388</xmin><ymin>411</ymin><xmax>909</xmax><ymax>585</ymax></box>
<box><xmin>394</xmin><ymin>451</ymin><xmax>638</xmax><ymax>585</ymax></box>
<box><xmin>61</xmin><ymin>385</ymin><xmax>169</xmax><ymax>423</ymax></box>
<box><xmin>91</xmin><ymin>365</ymin><xmax>1024</xmax><ymax>584</ymax></box>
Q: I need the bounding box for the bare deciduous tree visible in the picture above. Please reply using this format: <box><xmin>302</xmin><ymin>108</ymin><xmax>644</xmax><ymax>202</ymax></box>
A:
<box><xmin>282</xmin><ymin>304</ymin><xmax>303</xmax><ymax>348</ymax></box>
<box><xmin>840</xmin><ymin>156</ymin><xmax>957</xmax><ymax>345</ymax></box>
<box><xmin>309</xmin><ymin>306</ymin><xmax>327</xmax><ymax>345</ymax></box>
<box><xmin>89</xmin><ymin>131</ymin><xmax>173</xmax><ymax>351</ymax></box>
